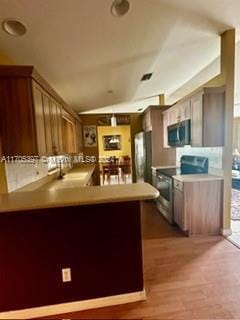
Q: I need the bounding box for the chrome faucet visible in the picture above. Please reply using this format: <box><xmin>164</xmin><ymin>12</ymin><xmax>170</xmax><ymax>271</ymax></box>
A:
<box><xmin>58</xmin><ymin>160</ymin><xmax>65</xmax><ymax>179</ymax></box>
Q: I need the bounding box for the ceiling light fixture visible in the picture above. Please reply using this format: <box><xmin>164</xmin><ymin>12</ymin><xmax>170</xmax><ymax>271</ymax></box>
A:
<box><xmin>2</xmin><ymin>19</ymin><xmax>27</xmax><ymax>36</ymax></box>
<box><xmin>111</xmin><ymin>0</ymin><xmax>130</xmax><ymax>17</ymax></box>
<box><xmin>111</xmin><ymin>114</ymin><xmax>117</xmax><ymax>127</ymax></box>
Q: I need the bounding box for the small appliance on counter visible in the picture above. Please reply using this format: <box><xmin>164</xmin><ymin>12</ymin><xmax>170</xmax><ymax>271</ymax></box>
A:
<box><xmin>154</xmin><ymin>155</ymin><xmax>209</xmax><ymax>224</ymax></box>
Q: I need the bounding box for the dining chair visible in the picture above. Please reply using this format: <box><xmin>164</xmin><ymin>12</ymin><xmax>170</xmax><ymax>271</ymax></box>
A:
<box><xmin>107</xmin><ymin>162</ymin><xmax>120</xmax><ymax>184</ymax></box>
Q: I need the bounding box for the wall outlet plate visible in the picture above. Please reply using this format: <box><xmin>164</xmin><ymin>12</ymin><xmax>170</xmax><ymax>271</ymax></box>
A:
<box><xmin>61</xmin><ymin>268</ymin><xmax>72</xmax><ymax>282</ymax></box>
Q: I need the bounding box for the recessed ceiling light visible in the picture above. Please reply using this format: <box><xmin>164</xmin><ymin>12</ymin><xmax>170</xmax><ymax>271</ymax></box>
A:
<box><xmin>111</xmin><ymin>0</ymin><xmax>130</xmax><ymax>17</ymax></box>
<box><xmin>2</xmin><ymin>19</ymin><xmax>27</xmax><ymax>36</ymax></box>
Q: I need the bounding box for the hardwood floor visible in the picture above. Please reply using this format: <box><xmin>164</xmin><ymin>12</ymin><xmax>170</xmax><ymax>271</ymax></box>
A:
<box><xmin>43</xmin><ymin>201</ymin><xmax>240</xmax><ymax>319</ymax></box>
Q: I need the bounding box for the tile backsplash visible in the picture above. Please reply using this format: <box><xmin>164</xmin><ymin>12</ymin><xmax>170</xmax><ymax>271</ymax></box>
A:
<box><xmin>176</xmin><ymin>147</ymin><xmax>223</xmax><ymax>171</ymax></box>
<box><xmin>5</xmin><ymin>161</ymin><xmax>48</xmax><ymax>193</ymax></box>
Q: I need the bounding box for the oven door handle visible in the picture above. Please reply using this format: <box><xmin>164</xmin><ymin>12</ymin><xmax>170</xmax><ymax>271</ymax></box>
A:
<box><xmin>158</xmin><ymin>175</ymin><xmax>171</xmax><ymax>184</ymax></box>
<box><xmin>176</xmin><ymin>124</ymin><xmax>181</xmax><ymax>144</ymax></box>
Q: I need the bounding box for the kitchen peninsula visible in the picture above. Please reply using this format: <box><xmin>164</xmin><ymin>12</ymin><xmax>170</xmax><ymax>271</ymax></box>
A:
<box><xmin>0</xmin><ymin>182</ymin><xmax>158</xmax><ymax>319</ymax></box>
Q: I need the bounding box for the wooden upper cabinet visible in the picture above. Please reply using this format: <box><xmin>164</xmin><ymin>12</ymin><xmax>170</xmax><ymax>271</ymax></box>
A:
<box><xmin>190</xmin><ymin>88</ymin><xmax>225</xmax><ymax>147</ymax></box>
<box><xmin>142</xmin><ymin>110</ymin><xmax>152</xmax><ymax>132</ymax></box>
<box><xmin>162</xmin><ymin>111</ymin><xmax>170</xmax><ymax>148</ymax></box>
<box><xmin>162</xmin><ymin>87</ymin><xmax>225</xmax><ymax>148</ymax></box>
<box><xmin>62</xmin><ymin>116</ymin><xmax>77</xmax><ymax>154</ymax></box>
<box><xmin>0</xmin><ymin>66</ymin><xmax>82</xmax><ymax>157</ymax></box>
<box><xmin>76</xmin><ymin>121</ymin><xmax>83</xmax><ymax>153</ymax></box>
<box><xmin>32</xmin><ymin>81</ymin><xmax>47</xmax><ymax>156</ymax></box>
<box><xmin>42</xmin><ymin>92</ymin><xmax>53</xmax><ymax>155</ymax></box>
<box><xmin>190</xmin><ymin>92</ymin><xmax>203</xmax><ymax>147</ymax></box>
<box><xmin>50</xmin><ymin>98</ymin><xmax>63</xmax><ymax>155</ymax></box>
<box><xmin>0</xmin><ymin>77</ymin><xmax>38</xmax><ymax>156</ymax></box>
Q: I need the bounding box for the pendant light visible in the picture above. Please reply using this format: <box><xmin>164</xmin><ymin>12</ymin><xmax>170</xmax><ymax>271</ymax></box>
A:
<box><xmin>111</xmin><ymin>114</ymin><xmax>117</xmax><ymax>127</ymax></box>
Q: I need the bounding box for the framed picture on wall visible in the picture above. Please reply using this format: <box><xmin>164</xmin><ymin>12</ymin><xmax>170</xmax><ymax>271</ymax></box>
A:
<box><xmin>83</xmin><ymin>125</ymin><xmax>97</xmax><ymax>147</ymax></box>
<box><xmin>103</xmin><ymin>135</ymin><xmax>121</xmax><ymax>151</ymax></box>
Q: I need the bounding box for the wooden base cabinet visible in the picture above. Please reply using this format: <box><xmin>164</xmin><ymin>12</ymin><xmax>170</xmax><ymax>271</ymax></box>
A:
<box><xmin>173</xmin><ymin>178</ymin><xmax>223</xmax><ymax>236</ymax></box>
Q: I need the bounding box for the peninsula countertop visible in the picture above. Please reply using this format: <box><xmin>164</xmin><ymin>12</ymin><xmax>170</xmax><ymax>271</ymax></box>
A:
<box><xmin>0</xmin><ymin>183</ymin><xmax>159</xmax><ymax>213</ymax></box>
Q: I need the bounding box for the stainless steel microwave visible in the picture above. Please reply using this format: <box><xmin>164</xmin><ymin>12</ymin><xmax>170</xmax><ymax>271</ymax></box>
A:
<box><xmin>167</xmin><ymin>119</ymin><xmax>191</xmax><ymax>147</ymax></box>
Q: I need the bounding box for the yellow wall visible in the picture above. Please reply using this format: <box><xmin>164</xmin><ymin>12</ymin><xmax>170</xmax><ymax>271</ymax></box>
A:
<box><xmin>79</xmin><ymin>113</ymin><xmax>142</xmax><ymax>182</ymax></box>
<box><xmin>0</xmin><ymin>49</ymin><xmax>13</xmax><ymax>64</ymax></box>
<box><xmin>97</xmin><ymin>125</ymin><xmax>131</xmax><ymax>159</ymax></box>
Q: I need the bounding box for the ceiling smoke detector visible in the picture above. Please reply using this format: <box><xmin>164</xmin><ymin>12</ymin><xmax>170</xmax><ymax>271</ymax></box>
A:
<box><xmin>141</xmin><ymin>73</ymin><xmax>153</xmax><ymax>81</ymax></box>
<box><xmin>2</xmin><ymin>19</ymin><xmax>27</xmax><ymax>36</ymax></box>
<box><xmin>111</xmin><ymin>0</ymin><xmax>130</xmax><ymax>17</ymax></box>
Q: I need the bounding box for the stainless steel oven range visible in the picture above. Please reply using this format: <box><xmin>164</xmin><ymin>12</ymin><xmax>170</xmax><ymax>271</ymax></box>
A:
<box><xmin>154</xmin><ymin>156</ymin><xmax>209</xmax><ymax>224</ymax></box>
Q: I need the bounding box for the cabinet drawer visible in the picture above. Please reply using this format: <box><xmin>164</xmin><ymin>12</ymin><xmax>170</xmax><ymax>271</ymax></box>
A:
<box><xmin>174</xmin><ymin>179</ymin><xmax>184</xmax><ymax>191</ymax></box>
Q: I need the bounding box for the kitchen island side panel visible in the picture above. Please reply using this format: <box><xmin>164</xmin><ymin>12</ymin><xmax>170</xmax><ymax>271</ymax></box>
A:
<box><xmin>0</xmin><ymin>201</ymin><xmax>143</xmax><ymax>312</ymax></box>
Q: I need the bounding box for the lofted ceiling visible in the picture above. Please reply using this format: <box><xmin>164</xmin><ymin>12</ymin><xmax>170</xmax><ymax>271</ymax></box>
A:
<box><xmin>0</xmin><ymin>0</ymin><xmax>240</xmax><ymax>113</ymax></box>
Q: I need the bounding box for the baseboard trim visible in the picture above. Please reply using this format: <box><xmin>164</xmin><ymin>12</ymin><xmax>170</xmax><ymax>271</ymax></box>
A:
<box><xmin>0</xmin><ymin>290</ymin><xmax>146</xmax><ymax>319</ymax></box>
<box><xmin>221</xmin><ymin>228</ymin><xmax>232</xmax><ymax>237</ymax></box>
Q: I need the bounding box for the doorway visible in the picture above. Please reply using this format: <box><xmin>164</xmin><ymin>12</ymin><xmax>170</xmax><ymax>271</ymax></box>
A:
<box><xmin>97</xmin><ymin>125</ymin><xmax>132</xmax><ymax>185</ymax></box>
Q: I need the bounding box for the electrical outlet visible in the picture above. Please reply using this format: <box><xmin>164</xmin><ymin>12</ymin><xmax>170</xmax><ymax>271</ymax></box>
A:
<box><xmin>61</xmin><ymin>268</ymin><xmax>71</xmax><ymax>282</ymax></box>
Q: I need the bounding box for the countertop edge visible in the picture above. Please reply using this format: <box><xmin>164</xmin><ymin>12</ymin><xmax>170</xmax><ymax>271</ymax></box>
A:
<box><xmin>0</xmin><ymin>183</ymin><xmax>159</xmax><ymax>213</ymax></box>
<box><xmin>173</xmin><ymin>174</ymin><xmax>224</xmax><ymax>182</ymax></box>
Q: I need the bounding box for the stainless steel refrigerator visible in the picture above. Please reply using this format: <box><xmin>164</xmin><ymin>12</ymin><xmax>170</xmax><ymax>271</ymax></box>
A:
<box><xmin>134</xmin><ymin>131</ymin><xmax>152</xmax><ymax>184</ymax></box>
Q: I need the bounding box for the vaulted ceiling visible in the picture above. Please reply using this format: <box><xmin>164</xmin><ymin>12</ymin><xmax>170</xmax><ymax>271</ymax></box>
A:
<box><xmin>0</xmin><ymin>0</ymin><xmax>240</xmax><ymax>113</ymax></box>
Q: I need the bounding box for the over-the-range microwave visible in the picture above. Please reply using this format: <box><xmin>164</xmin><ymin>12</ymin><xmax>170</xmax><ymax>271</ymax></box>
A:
<box><xmin>167</xmin><ymin>119</ymin><xmax>191</xmax><ymax>147</ymax></box>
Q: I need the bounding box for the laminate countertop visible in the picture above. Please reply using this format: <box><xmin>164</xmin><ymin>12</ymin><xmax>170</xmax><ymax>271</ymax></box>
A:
<box><xmin>173</xmin><ymin>174</ymin><xmax>223</xmax><ymax>182</ymax></box>
<box><xmin>0</xmin><ymin>183</ymin><xmax>159</xmax><ymax>213</ymax></box>
<box><xmin>39</xmin><ymin>164</ymin><xmax>96</xmax><ymax>191</ymax></box>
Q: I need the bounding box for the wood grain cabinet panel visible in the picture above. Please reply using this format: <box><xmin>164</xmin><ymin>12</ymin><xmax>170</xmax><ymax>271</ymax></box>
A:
<box><xmin>0</xmin><ymin>66</ymin><xmax>83</xmax><ymax>157</ymax></box>
<box><xmin>190</xmin><ymin>92</ymin><xmax>203</xmax><ymax>147</ymax></box>
<box><xmin>141</xmin><ymin>106</ymin><xmax>176</xmax><ymax>182</ymax></box>
<box><xmin>142</xmin><ymin>110</ymin><xmax>152</xmax><ymax>132</ymax></box>
<box><xmin>190</xmin><ymin>88</ymin><xmax>225</xmax><ymax>147</ymax></box>
<box><xmin>42</xmin><ymin>93</ymin><xmax>54</xmax><ymax>155</ymax></box>
<box><xmin>75</xmin><ymin>120</ymin><xmax>83</xmax><ymax>153</ymax></box>
<box><xmin>50</xmin><ymin>98</ymin><xmax>64</xmax><ymax>155</ymax></box>
<box><xmin>62</xmin><ymin>117</ymin><xmax>77</xmax><ymax>154</ymax></box>
<box><xmin>173</xmin><ymin>178</ymin><xmax>223</xmax><ymax>236</ymax></box>
<box><xmin>0</xmin><ymin>78</ymin><xmax>38</xmax><ymax>156</ymax></box>
<box><xmin>32</xmin><ymin>82</ymin><xmax>47</xmax><ymax>156</ymax></box>
<box><xmin>162</xmin><ymin>87</ymin><xmax>225</xmax><ymax>148</ymax></box>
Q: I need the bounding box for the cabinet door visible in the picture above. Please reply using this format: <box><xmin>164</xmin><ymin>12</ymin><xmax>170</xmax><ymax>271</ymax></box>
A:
<box><xmin>142</xmin><ymin>111</ymin><xmax>152</xmax><ymax>131</ymax></box>
<box><xmin>180</xmin><ymin>100</ymin><xmax>191</xmax><ymax>121</ymax></box>
<box><xmin>42</xmin><ymin>93</ymin><xmax>53</xmax><ymax>155</ymax></box>
<box><xmin>76</xmin><ymin>121</ymin><xmax>83</xmax><ymax>153</ymax></box>
<box><xmin>190</xmin><ymin>93</ymin><xmax>203</xmax><ymax>147</ymax></box>
<box><xmin>168</xmin><ymin>107</ymin><xmax>178</xmax><ymax>125</ymax></box>
<box><xmin>162</xmin><ymin>112</ymin><xmax>170</xmax><ymax>148</ymax></box>
<box><xmin>56</xmin><ymin>103</ymin><xmax>63</xmax><ymax>154</ymax></box>
<box><xmin>62</xmin><ymin>117</ymin><xmax>77</xmax><ymax>154</ymax></box>
<box><xmin>173</xmin><ymin>188</ymin><xmax>185</xmax><ymax>231</ymax></box>
<box><xmin>32</xmin><ymin>82</ymin><xmax>47</xmax><ymax>156</ymax></box>
<box><xmin>50</xmin><ymin>98</ymin><xmax>63</xmax><ymax>155</ymax></box>
<box><xmin>203</xmin><ymin>92</ymin><xmax>225</xmax><ymax>147</ymax></box>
